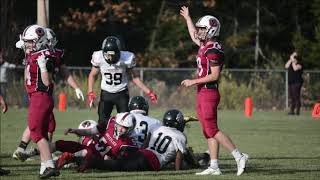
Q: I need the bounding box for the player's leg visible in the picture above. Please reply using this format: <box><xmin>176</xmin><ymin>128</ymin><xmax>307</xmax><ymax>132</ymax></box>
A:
<box><xmin>114</xmin><ymin>89</ymin><xmax>129</xmax><ymax>113</ymax></box>
<box><xmin>47</xmin><ymin>112</ymin><xmax>56</xmax><ymax>142</ymax></box>
<box><xmin>28</xmin><ymin>92</ymin><xmax>59</xmax><ymax>178</ymax></box>
<box><xmin>98</xmin><ymin>90</ymin><xmax>114</xmax><ymax>127</ymax></box>
<box><xmin>12</xmin><ymin>127</ymin><xmax>32</xmax><ymax>161</ymax></box>
<box><xmin>195</xmin><ymin>90</ymin><xmax>221</xmax><ymax>175</ymax></box>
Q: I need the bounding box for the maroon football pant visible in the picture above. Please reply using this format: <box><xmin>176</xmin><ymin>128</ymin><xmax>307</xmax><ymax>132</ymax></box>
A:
<box><xmin>28</xmin><ymin>92</ymin><xmax>54</xmax><ymax>143</ymax></box>
<box><xmin>196</xmin><ymin>88</ymin><xmax>220</xmax><ymax>138</ymax></box>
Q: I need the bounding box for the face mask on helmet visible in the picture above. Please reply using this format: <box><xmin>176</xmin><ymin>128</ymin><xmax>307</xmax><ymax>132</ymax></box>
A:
<box><xmin>128</xmin><ymin>96</ymin><xmax>149</xmax><ymax>115</ymax></box>
<box><xmin>195</xmin><ymin>15</ymin><xmax>220</xmax><ymax>41</ymax></box>
<box><xmin>163</xmin><ymin>109</ymin><xmax>185</xmax><ymax>132</ymax></box>
<box><xmin>22</xmin><ymin>25</ymin><xmax>48</xmax><ymax>53</ymax></box>
<box><xmin>114</xmin><ymin>112</ymin><xmax>136</xmax><ymax>139</ymax></box>
<box><xmin>45</xmin><ymin>28</ymin><xmax>58</xmax><ymax>48</ymax></box>
<box><xmin>102</xmin><ymin>36</ymin><xmax>121</xmax><ymax>64</ymax></box>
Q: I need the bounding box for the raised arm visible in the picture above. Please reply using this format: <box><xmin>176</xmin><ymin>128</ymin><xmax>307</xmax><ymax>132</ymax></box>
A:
<box><xmin>180</xmin><ymin>6</ymin><xmax>200</xmax><ymax>46</ymax></box>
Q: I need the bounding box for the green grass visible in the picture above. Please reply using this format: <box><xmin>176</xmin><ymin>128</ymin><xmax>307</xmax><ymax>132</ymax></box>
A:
<box><xmin>1</xmin><ymin>109</ymin><xmax>320</xmax><ymax>179</ymax></box>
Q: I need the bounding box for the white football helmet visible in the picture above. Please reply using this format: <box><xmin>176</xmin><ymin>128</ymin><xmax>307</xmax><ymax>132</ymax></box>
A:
<box><xmin>45</xmin><ymin>28</ymin><xmax>58</xmax><ymax>48</ymax></box>
<box><xmin>78</xmin><ymin>120</ymin><xmax>98</xmax><ymax>129</ymax></box>
<box><xmin>22</xmin><ymin>25</ymin><xmax>48</xmax><ymax>51</ymax></box>
<box><xmin>114</xmin><ymin>112</ymin><xmax>136</xmax><ymax>139</ymax></box>
<box><xmin>195</xmin><ymin>15</ymin><xmax>220</xmax><ymax>40</ymax></box>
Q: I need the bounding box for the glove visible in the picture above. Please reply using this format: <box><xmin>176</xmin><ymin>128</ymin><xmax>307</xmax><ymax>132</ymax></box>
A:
<box><xmin>15</xmin><ymin>35</ymin><xmax>24</xmax><ymax>49</ymax></box>
<box><xmin>147</xmin><ymin>90</ymin><xmax>157</xmax><ymax>103</ymax></box>
<box><xmin>37</xmin><ymin>54</ymin><xmax>48</xmax><ymax>73</ymax></box>
<box><xmin>184</xmin><ymin>116</ymin><xmax>199</xmax><ymax>123</ymax></box>
<box><xmin>87</xmin><ymin>92</ymin><xmax>96</xmax><ymax>108</ymax></box>
<box><xmin>75</xmin><ymin>88</ymin><xmax>84</xmax><ymax>101</ymax></box>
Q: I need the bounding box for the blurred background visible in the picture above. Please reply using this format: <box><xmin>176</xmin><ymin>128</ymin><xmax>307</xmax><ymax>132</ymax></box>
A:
<box><xmin>0</xmin><ymin>0</ymin><xmax>319</xmax><ymax>110</ymax></box>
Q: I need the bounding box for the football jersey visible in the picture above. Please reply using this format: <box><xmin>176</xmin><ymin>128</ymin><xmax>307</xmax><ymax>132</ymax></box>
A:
<box><xmin>91</xmin><ymin>50</ymin><xmax>136</xmax><ymax>93</ymax></box>
<box><xmin>92</xmin><ymin>118</ymin><xmax>136</xmax><ymax>159</ymax></box>
<box><xmin>146</xmin><ymin>126</ymin><xmax>187</xmax><ymax>168</ymax></box>
<box><xmin>196</xmin><ymin>42</ymin><xmax>224</xmax><ymax>90</ymax></box>
<box><xmin>131</xmin><ymin>113</ymin><xmax>162</xmax><ymax>148</ymax></box>
<box><xmin>24</xmin><ymin>48</ymin><xmax>64</xmax><ymax>94</ymax></box>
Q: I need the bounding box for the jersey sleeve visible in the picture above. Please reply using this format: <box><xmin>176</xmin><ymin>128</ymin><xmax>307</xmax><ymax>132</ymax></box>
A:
<box><xmin>91</xmin><ymin>51</ymin><xmax>101</xmax><ymax>68</ymax></box>
<box><xmin>205</xmin><ymin>48</ymin><xmax>224</xmax><ymax>66</ymax></box>
<box><xmin>121</xmin><ymin>51</ymin><xmax>136</xmax><ymax>68</ymax></box>
<box><xmin>173</xmin><ymin>134</ymin><xmax>187</xmax><ymax>154</ymax></box>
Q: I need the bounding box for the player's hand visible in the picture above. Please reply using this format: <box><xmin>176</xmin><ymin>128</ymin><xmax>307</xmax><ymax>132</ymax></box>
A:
<box><xmin>16</xmin><ymin>35</ymin><xmax>24</xmax><ymax>49</ymax></box>
<box><xmin>147</xmin><ymin>90</ymin><xmax>158</xmax><ymax>103</ymax></box>
<box><xmin>181</xmin><ymin>79</ymin><xmax>196</xmax><ymax>87</ymax></box>
<box><xmin>184</xmin><ymin>116</ymin><xmax>198</xmax><ymax>123</ymax></box>
<box><xmin>37</xmin><ymin>53</ymin><xmax>48</xmax><ymax>73</ymax></box>
<box><xmin>87</xmin><ymin>92</ymin><xmax>96</xmax><ymax>108</ymax></box>
<box><xmin>75</xmin><ymin>88</ymin><xmax>84</xmax><ymax>101</ymax></box>
<box><xmin>64</xmin><ymin>128</ymin><xmax>74</xmax><ymax>135</ymax></box>
<box><xmin>180</xmin><ymin>6</ymin><xmax>190</xmax><ymax>20</ymax></box>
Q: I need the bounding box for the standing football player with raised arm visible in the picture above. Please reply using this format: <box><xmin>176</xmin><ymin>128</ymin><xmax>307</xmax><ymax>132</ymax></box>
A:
<box><xmin>12</xmin><ymin>28</ymin><xmax>85</xmax><ymax>162</ymax></box>
<box><xmin>87</xmin><ymin>36</ymin><xmax>158</xmax><ymax>128</ymax></box>
<box><xmin>180</xmin><ymin>6</ymin><xmax>249</xmax><ymax>176</ymax></box>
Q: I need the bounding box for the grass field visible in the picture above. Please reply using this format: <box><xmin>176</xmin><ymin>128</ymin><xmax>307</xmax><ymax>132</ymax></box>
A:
<box><xmin>1</xmin><ymin>109</ymin><xmax>320</xmax><ymax>179</ymax></box>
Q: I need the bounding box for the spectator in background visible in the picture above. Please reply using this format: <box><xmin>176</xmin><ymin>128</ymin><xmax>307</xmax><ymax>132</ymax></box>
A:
<box><xmin>0</xmin><ymin>50</ymin><xmax>16</xmax><ymax>99</ymax></box>
<box><xmin>285</xmin><ymin>51</ymin><xmax>303</xmax><ymax>115</ymax></box>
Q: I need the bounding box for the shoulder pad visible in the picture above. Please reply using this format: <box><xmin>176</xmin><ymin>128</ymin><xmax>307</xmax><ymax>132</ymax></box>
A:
<box><xmin>120</xmin><ymin>51</ymin><xmax>136</xmax><ymax>68</ymax></box>
<box><xmin>91</xmin><ymin>50</ymin><xmax>103</xmax><ymax>67</ymax></box>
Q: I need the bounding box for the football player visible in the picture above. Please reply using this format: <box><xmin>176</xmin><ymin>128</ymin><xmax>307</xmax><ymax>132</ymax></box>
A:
<box><xmin>180</xmin><ymin>6</ymin><xmax>249</xmax><ymax>176</ymax></box>
<box><xmin>53</xmin><ymin>112</ymin><xmax>137</xmax><ymax>172</ymax></box>
<box><xmin>87</xmin><ymin>36</ymin><xmax>157</xmax><ymax>128</ymax></box>
<box><xmin>85</xmin><ymin>109</ymin><xmax>188</xmax><ymax>172</ymax></box>
<box><xmin>17</xmin><ymin>24</ymin><xmax>60</xmax><ymax>178</ymax></box>
<box><xmin>12</xmin><ymin>27</ymin><xmax>85</xmax><ymax>163</ymax></box>
<box><xmin>128</xmin><ymin>96</ymin><xmax>162</xmax><ymax>148</ymax></box>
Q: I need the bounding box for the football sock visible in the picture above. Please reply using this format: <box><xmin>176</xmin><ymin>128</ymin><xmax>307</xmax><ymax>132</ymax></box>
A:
<box><xmin>209</xmin><ymin>159</ymin><xmax>219</xmax><ymax>169</ymax></box>
<box><xmin>231</xmin><ymin>149</ymin><xmax>242</xmax><ymax>160</ymax></box>
<box><xmin>40</xmin><ymin>162</ymin><xmax>46</xmax><ymax>174</ymax></box>
<box><xmin>74</xmin><ymin>149</ymin><xmax>87</xmax><ymax>157</ymax></box>
<box><xmin>18</xmin><ymin>141</ymin><xmax>29</xmax><ymax>151</ymax></box>
<box><xmin>45</xmin><ymin>159</ymin><xmax>55</xmax><ymax>168</ymax></box>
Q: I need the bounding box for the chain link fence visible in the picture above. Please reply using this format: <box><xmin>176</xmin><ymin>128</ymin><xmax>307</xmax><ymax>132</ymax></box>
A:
<box><xmin>2</xmin><ymin>67</ymin><xmax>320</xmax><ymax>111</ymax></box>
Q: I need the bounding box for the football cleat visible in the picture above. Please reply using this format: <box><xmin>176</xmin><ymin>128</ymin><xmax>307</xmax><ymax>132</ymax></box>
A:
<box><xmin>56</xmin><ymin>152</ymin><xmax>75</xmax><ymax>169</ymax></box>
<box><xmin>195</xmin><ymin>167</ymin><xmax>222</xmax><ymax>175</ymax></box>
<box><xmin>12</xmin><ymin>149</ymin><xmax>29</xmax><ymax>162</ymax></box>
<box><xmin>236</xmin><ymin>153</ymin><xmax>249</xmax><ymax>176</ymax></box>
<box><xmin>39</xmin><ymin>167</ymin><xmax>60</xmax><ymax>179</ymax></box>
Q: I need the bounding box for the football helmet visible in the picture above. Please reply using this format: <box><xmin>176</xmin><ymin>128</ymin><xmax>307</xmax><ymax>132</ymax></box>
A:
<box><xmin>114</xmin><ymin>112</ymin><xmax>136</xmax><ymax>139</ymax></box>
<box><xmin>163</xmin><ymin>109</ymin><xmax>185</xmax><ymax>132</ymax></box>
<box><xmin>101</xmin><ymin>36</ymin><xmax>121</xmax><ymax>64</ymax></box>
<box><xmin>45</xmin><ymin>28</ymin><xmax>58</xmax><ymax>48</ymax></box>
<box><xmin>22</xmin><ymin>25</ymin><xmax>48</xmax><ymax>52</ymax></box>
<box><xmin>128</xmin><ymin>96</ymin><xmax>149</xmax><ymax>115</ymax></box>
<box><xmin>195</xmin><ymin>15</ymin><xmax>220</xmax><ymax>40</ymax></box>
<box><xmin>78</xmin><ymin>120</ymin><xmax>98</xmax><ymax>129</ymax></box>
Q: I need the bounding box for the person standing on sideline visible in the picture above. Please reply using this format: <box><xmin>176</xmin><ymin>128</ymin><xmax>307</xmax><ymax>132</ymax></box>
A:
<box><xmin>0</xmin><ymin>50</ymin><xmax>16</xmax><ymax>99</ymax></box>
<box><xmin>87</xmin><ymin>36</ymin><xmax>157</xmax><ymax>128</ymax></box>
<box><xmin>180</xmin><ymin>6</ymin><xmax>248</xmax><ymax>176</ymax></box>
<box><xmin>285</xmin><ymin>51</ymin><xmax>303</xmax><ymax>115</ymax></box>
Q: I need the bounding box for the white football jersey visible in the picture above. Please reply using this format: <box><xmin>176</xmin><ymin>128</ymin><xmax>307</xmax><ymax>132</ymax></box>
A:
<box><xmin>91</xmin><ymin>50</ymin><xmax>136</xmax><ymax>93</ymax></box>
<box><xmin>146</xmin><ymin>126</ymin><xmax>187</xmax><ymax>168</ymax></box>
<box><xmin>131</xmin><ymin>113</ymin><xmax>162</xmax><ymax>148</ymax></box>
